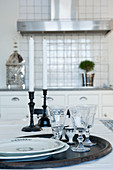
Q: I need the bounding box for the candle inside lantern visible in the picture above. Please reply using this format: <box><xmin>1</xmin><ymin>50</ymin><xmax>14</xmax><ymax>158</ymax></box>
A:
<box><xmin>29</xmin><ymin>37</ymin><xmax>34</xmax><ymax>92</ymax></box>
<box><xmin>43</xmin><ymin>38</ymin><xmax>47</xmax><ymax>89</ymax></box>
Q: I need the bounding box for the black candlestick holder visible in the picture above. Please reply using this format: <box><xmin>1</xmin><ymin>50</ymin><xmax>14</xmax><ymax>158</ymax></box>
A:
<box><xmin>38</xmin><ymin>89</ymin><xmax>51</xmax><ymax>127</ymax></box>
<box><xmin>22</xmin><ymin>91</ymin><xmax>42</xmax><ymax>132</ymax></box>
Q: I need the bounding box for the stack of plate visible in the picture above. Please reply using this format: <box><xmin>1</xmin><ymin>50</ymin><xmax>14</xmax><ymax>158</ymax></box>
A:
<box><xmin>0</xmin><ymin>138</ymin><xmax>69</xmax><ymax>162</ymax></box>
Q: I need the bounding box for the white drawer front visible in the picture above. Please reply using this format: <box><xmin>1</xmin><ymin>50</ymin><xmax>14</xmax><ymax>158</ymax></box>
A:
<box><xmin>102</xmin><ymin>107</ymin><xmax>113</xmax><ymax>119</ymax></box>
<box><xmin>1</xmin><ymin>96</ymin><xmax>28</xmax><ymax>107</ymax></box>
<box><xmin>68</xmin><ymin>95</ymin><xmax>98</xmax><ymax>105</ymax></box>
<box><xmin>102</xmin><ymin>95</ymin><xmax>113</xmax><ymax>106</ymax></box>
<box><xmin>1</xmin><ymin>108</ymin><xmax>29</xmax><ymax>120</ymax></box>
<box><xmin>46</xmin><ymin>95</ymin><xmax>65</xmax><ymax>105</ymax></box>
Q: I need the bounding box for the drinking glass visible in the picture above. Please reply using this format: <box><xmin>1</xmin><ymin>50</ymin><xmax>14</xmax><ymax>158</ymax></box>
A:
<box><xmin>48</xmin><ymin>106</ymin><xmax>67</xmax><ymax>140</ymax></box>
<box><xmin>65</xmin><ymin>127</ymin><xmax>76</xmax><ymax>144</ymax></box>
<box><xmin>69</xmin><ymin>105</ymin><xmax>90</xmax><ymax>152</ymax></box>
<box><xmin>83</xmin><ymin>105</ymin><xmax>97</xmax><ymax>146</ymax></box>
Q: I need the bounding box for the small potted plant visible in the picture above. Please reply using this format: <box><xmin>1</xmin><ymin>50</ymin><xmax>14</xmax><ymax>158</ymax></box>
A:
<box><xmin>79</xmin><ymin>60</ymin><xmax>95</xmax><ymax>86</ymax></box>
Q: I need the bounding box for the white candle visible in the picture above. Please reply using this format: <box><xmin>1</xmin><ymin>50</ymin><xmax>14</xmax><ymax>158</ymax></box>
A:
<box><xmin>29</xmin><ymin>37</ymin><xmax>34</xmax><ymax>92</ymax></box>
<box><xmin>43</xmin><ymin>38</ymin><xmax>47</xmax><ymax>89</ymax></box>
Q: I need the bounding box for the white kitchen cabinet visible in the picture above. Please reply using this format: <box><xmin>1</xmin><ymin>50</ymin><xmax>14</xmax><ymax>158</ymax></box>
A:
<box><xmin>102</xmin><ymin>92</ymin><xmax>113</xmax><ymax>119</ymax></box>
<box><xmin>0</xmin><ymin>91</ymin><xmax>44</xmax><ymax>120</ymax></box>
<box><xmin>102</xmin><ymin>107</ymin><xmax>113</xmax><ymax>119</ymax></box>
<box><xmin>0</xmin><ymin>89</ymin><xmax>113</xmax><ymax>120</ymax></box>
<box><xmin>0</xmin><ymin>92</ymin><xmax>29</xmax><ymax>120</ymax></box>
<box><xmin>67</xmin><ymin>92</ymin><xmax>99</xmax><ymax>118</ymax></box>
<box><xmin>68</xmin><ymin>94</ymin><xmax>98</xmax><ymax>105</ymax></box>
<box><xmin>47</xmin><ymin>92</ymin><xmax>66</xmax><ymax>106</ymax></box>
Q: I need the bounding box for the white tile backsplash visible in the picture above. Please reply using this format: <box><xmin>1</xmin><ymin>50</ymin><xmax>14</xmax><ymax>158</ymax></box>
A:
<box><xmin>18</xmin><ymin>0</ymin><xmax>110</xmax><ymax>88</ymax></box>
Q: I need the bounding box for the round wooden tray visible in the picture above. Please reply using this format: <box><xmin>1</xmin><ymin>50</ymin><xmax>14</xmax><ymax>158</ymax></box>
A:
<box><xmin>0</xmin><ymin>135</ymin><xmax>112</xmax><ymax>169</ymax></box>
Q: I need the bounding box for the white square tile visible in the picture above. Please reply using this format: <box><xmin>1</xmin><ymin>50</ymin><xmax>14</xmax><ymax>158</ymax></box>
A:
<box><xmin>86</xmin><ymin>6</ymin><xmax>93</xmax><ymax>13</ymax></box>
<box><xmin>94</xmin><ymin>0</ymin><xmax>101</xmax><ymax>6</ymax></box>
<box><xmin>94</xmin><ymin>7</ymin><xmax>100</xmax><ymax>13</ymax></box>
<box><xmin>101</xmin><ymin>6</ymin><xmax>107</xmax><ymax>13</ymax></box>
<box><xmin>35</xmin><ymin>6</ymin><xmax>41</xmax><ymax>13</ymax></box>
<box><xmin>86</xmin><ymin>0</ymin><xmax>93</xmax><ymax>6</ymax></box>
<box><xmin>93</xmin><ymin>13</ymin><xmax>101</xmax><ymax>19</ymax></box>
<box><xmin>94</xmin><ymin>44</ymin><xmax>100</xmax><ymax>50</ymax></box>
<box><xmin>79</xmin><ymin>51</ymin><xmax>86</xmax><ymax>57</ymax></box>
<box><xmin>101</xmin><ymin>0</ymin><xmax>108</xmax><ymax>6</ymax></box>
<box><xmin>79</xmin><ymin>7</ymin><xmax>86</xmax><ymax>14</ymax></box>
<box><xmin>72</xmin><ymin>51</ymin><xmax>79</xmax><ymax>57</ymax></box>
<box><xmin>101</xmin><ymin>56</ymin><xmax>108</xmax><ymax>63</ymax></box>
<box><xmin>34</xmin><ymin>14</ymin><xmax>42</xmax><ymax>20</ymax></box>
<box><xmin>27</xmin><ymin>6</ymin><xmax>34</xmax><ymax>13</ymax></box>
<box><xmin>95</xmin><ymin>64</ymin><xmax>101</xmax><ymax>72</ymax></box>
<box><xmin>42</xmin><ymin>14</ymin><xmax>50</xmax><ymax>20</ymax></box>
<box><xmin>34</xmin><ymin>0</ymin><xmax>42</xmax><ymax>6</ymax></box>
<box><xmin>101</xmin><ymin>43</ymin><xmax>108</xmax><ymax>50</ymax></box>
<box><xmin>72</xmin><ymin>43</ymin><xmax>78</xmax><ymax>50</ymax></box>
<box><xmin>42</xmin><ymin>0</ymin><xmax>50</xmax><ymax>6</ymax></box>
<box><xmin>19</xmin><ymin>0</ymin><xmax>27</xmax><ymax>6</ymax></box>
<box><xmin>19</xmin><ymin>7</ymin><xmax>27</xmax><ymax>13</ymax></box>
<box><xmin>101</xmin><ymin>12</ymin><xmax>108</xmax><ymax>19</ymax></box>
<box><xmin>100</xmin><ymin>79</ymin><xmax>108</xmax><ymax>87</ymax></box>
<box><xmin>86</xmin><ymin>13</ymin><xmax>93</xmax><ymax>19</ymax></box>
<box><xmin>79</xmin><ymin>13</ymin><xmax>86</xmax><ymax>19</ymax></box>
<box><xmin>79</xmin><ymin>43</ymin><xmax>86</xmax><ymax>50</ymax></box>
<box><xmin>95</xmin><ymin>79</ymin><xmax>101</xmax><ymax>87</ymax></box>
<box><xmin>101</xmin><ymin>65</ymin><xmax>108</xmax><ymax>72</ymax></box>
<box><xmin>18</xmin><ymin>13</ymin><xmax>27</xmax><ymax>20</ymax></box>
<box><xmin>42</xmin><ymin>6</ymin><xmax>49</xmax><ymax>13</ymax></box>
<box><xmin>27</xmin><ymin>0</ymin><xmax>34</xmax><ymax>6</ymax></box>
<box><xmin>27</xmin><ymin>14</ymin><xmax>35</xmax><ymax>19</ymax></box>
<box><xmin>101</xmin><ymin>50</ymin><xmax>108</xmax><ymax>57</ymax></box>
<box><xmin>95</xmin><ymin>73</ymin><xmax>101</xmax><ymax>79</ymax></box>
<box><xmin>100</xmin><ymin>72</ymin><xmax>108</xmax><ymax>79</ymax></box>
<box><xmin>79</xmin><ymin>0</ymin><xmax>86</xmax><ymax>6</ymax></box>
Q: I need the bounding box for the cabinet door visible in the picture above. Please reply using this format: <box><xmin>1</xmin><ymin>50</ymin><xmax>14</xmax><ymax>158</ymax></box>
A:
<box><xmin>102</xmin><ymin>107</ymin><xmax>113</xmax><ymax>119</ymax></box>
<box><xmin>1</xmin><ymin>108</ymin><xmax>29</xmax><ymax>120</ymax></box>
<box><xmin>102</xmin><ymin>95</ymin><xmax>113</xmax><ymax>106</ymax></box>
<box><xmin>68</xmin><ymin>94</ymin><xmax>98</xmax><ymax>105</ymax></box>
<box><xmin>1</xmin><ymin>95</ymin><xmax>28</xmax><ymax>107</ymax></box>
<box><xmin>46</xmin><ymin>94</ymin><xmax>66</xmax><ymax>106</ymax></box>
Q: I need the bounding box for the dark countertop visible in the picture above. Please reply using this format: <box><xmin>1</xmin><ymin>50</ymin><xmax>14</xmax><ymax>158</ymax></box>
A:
<box><xmin>0</xmin><ymin>87</ymin><xmax>112</xmax><ymax>91</ymax></box>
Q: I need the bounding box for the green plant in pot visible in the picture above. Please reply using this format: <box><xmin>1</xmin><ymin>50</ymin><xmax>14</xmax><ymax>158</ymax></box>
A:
<box><xmin>79</xmin><ymin>60</ymin><xmax>95</xmax><ymax>87</ymax></box>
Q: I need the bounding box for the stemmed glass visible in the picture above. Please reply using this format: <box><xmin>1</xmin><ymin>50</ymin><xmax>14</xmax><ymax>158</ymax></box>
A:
<box><xmin>69</xmin><ymin>105</ymin><xmax>90</xmax><ymax>152</ymax></box>
<box><xmin>48</xmin><ymin>106</ymin><xmax>67</xmax><ymax>140</ymax></box>
<box><xmin>65</xmin><ymin>127</ymin><xmax>76</xmax><ymax>144</ymax></box>
<box><xmin>83</xmin><ymin>105</ymin><xmax>97</xmax><ymax>146</ymax></box>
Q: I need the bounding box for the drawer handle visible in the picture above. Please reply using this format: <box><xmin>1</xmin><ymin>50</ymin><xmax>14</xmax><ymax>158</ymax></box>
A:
<box><xmin>80</xmin><ymin>97</ymin><xmax>87</xmax><ymax>101</ymax></box>
<box><xmin>11</xmin><ymin>97</ymin><xmax>20</xmax><ymax>101</ymax></box>
<box><xmin>46</xmin><ymin>97</ymin><xmax>54</xmax><ymax>101</ymax></box>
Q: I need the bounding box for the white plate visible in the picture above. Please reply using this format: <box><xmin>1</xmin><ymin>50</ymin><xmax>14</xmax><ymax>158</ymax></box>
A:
<box><xmin>0</xmin><ymin>143</ymin><xmax>69</xmax><ymax>162</ymax></box>
<box><xmin>0</xmin><ymin>138</ymin><xmax>65</xmax><ymax>156</ymax></box>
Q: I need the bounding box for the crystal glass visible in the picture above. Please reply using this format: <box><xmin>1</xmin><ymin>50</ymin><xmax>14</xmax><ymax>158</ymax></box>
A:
<box><xmin>69</xmin><ymin>105</ymin><xmax>90</xmax><ymax>152</ymax></box>
<box><xmin>48</xmin><ymin>106</ymin><xmax>67</xmax><ymax>140</ymax></box>
<box><xmin>83</xmin><ymin>105</ymin><xmax>97</xmax><ymax>146</ymax></box>
<box><xmin>65</xmin><ymin>127</ymin><xmax>76</xmax><ymax>144</ymax></box>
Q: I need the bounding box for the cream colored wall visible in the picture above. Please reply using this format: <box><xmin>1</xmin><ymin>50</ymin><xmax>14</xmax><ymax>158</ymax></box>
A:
<box><xmin>0</xmin><ymin>0</ymin><xmax>18</xmax><ymax>88</ymax></box>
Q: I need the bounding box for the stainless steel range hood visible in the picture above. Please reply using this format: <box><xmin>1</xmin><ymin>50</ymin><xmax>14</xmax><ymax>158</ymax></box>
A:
<box><xmin>17</xmin><ymin>0</ymin><xmax>113</xmax><ymax>34</ymax></box>
<box><xmin>17</xmin><ymin>20</ymin><xmax>113</xmax><ymax>34</ymax></box>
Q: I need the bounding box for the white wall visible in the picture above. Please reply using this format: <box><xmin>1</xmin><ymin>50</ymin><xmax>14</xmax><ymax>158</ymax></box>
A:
<box><xmin>0</xmin><ymin>0</ymin><xmax>18</xmax><ymax>88</ymax></box>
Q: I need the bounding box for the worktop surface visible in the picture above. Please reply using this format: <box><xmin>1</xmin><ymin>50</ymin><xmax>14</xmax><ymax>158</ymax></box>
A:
<box><xmin>0</xmin><ymin>118</ymin><xmax>113</xmax><ymax>170</ymax></box>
